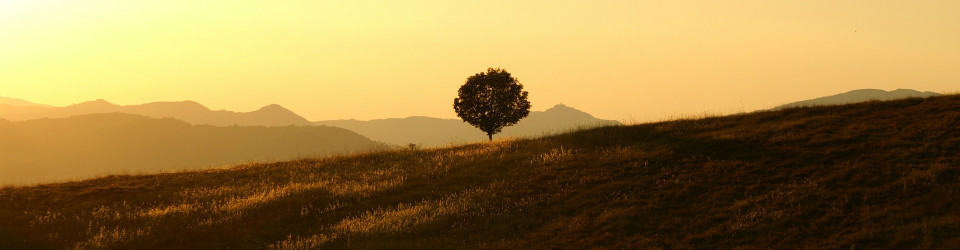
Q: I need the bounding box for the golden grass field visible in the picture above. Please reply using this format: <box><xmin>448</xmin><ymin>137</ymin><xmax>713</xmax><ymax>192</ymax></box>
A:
<box><xmin>2</xmin><ymin>95</ymin><xmax>959</xmax><ymax>249</ymax></box>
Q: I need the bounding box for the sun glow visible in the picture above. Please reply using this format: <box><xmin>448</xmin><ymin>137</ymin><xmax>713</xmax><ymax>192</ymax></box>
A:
<box><xmin>2</xmin><ymin>0</ymin><xmax>958</xmax><ymax>121</ymax></box>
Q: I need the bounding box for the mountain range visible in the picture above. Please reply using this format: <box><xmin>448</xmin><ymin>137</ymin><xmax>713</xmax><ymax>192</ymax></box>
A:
<box><xmin>315</xmin><ymin>104</ymin><xmax>622</xmax><ymax>147</ymax></box>
<box><xmin>775</xmin><ymin>88</ymin><xmax>941</xmax><ymax>109</ymax></box>
<box><xmin>0</xmin><ymin>98</ymin><xmax>622</xmax><ymax>147</ymax></box>
<box><xmin>0</xmin><ymin>99</ymin><xmax>312</xmax><ymax>127</ymax></box>
<box><xmin>0</xmin><ymin>88</ymin><xmax>944</xmax><ymax>185</ymax></box>
<box><xmin>0</xmin><ymin>113</ymin><xmax>385</xmax><ymax>185</ymax></box>
<box><xmin>0</xmin><ymin>97</ymin><xmax>620</xmax><ymax>184</ymax></box>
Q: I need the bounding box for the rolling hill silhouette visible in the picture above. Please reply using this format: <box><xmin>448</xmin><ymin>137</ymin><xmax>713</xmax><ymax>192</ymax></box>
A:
<box><xmin>1</xmin><ymin>97</ymin><xmax>619</xmax><ymax>147</ymax></box>
<box><xmin>0</xmin><ymin>96</ymin><xmax>48</xmax><ymax>107</ymax></box>
<box><xmin>0</xmin><ymin>113</ymin><xmax>386</xmax><ymax>185</ymax></box>
<box><xmin>0</xmin><ymin>98</ymin><xmax>312</xmax><ymax>127</ymax></box>
<box><xmin>315</xmin><ymin>104</ymin><xmax>620</xmax><ymax>147</ymax></box>
<box><xmin>775</xmin><ymin>88</ymin><xmax>940</xmax><ymax>109</ymax></box>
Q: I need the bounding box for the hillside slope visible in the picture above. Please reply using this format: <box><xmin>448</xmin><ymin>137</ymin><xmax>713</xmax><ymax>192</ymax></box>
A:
<box><xmin>0</xmin><ymin>113</ymin><xmax>385</xmax><ymax>185</ymax></box>
<box><xmin>1</xmin><ymin>95</ymin><xmax>959</xmax><ymax>249</ymax></box>
<box><xmin>775</xmin><ymin>88</ymin><xmax>941</xmax><ymax>109</ymax></box>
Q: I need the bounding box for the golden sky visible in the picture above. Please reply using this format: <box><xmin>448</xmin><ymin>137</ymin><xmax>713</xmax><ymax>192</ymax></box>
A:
<box><xmin>2</xmin><ymin>0</ymin><xmax>958</xmax><ymax>121</ymax></box>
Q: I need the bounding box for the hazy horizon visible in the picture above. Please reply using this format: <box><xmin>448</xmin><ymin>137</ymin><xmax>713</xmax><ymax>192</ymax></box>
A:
<box><xmin>0</xmin><ymin>87</ymin><xmax>947</xmax><ymax>123</ymax></box>
<box><xmin>1</xmin><ymin>1</ymin><xmax>958</xmax><ymax>248</ymax></box>
<box><xmin>3</xmin><ymin>0</ymin><xmax>959</xmax><ymax>121</ymax></box>
<box><xmin>0</xmin><ymin>95</ymin><xmax>609</xmax><ymax>121</ymax></box>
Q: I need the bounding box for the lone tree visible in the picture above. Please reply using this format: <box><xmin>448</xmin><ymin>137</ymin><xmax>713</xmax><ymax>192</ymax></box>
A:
<box><xmin>454</xmin><ymin>68</ymin><xmax>531</xmax><ymax>141</ymax></box>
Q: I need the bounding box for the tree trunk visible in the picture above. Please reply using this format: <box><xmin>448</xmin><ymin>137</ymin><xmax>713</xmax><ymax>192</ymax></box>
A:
<box><xmin>487</xmin><ymin>133</ymin><xmax>492</xmax><ymax>142</ymax></box>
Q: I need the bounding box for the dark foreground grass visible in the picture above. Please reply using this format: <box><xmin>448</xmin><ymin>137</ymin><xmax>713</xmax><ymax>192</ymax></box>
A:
<box><xmin>2</xmin><ymin>95</ymin><xmax>960</xmax><ymax>249</ymax></box>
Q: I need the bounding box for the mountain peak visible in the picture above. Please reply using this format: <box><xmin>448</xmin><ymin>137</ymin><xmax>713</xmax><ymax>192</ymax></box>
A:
<box><xmin>256</xmin><ymin>104</ymin><xmax>290</xmax><ymax>112</ymax></box>
<box><xmin>132</xmin><ymin>100</ymin><xmax>212</xmax><ymax>113</ymax></box>
<box><xmin>546</xmin><ymin>103</ymin><xmax>575</xmax><ymax>111</ymax></box>
<box><xmin>167</xmin><ymin>100</ymin><xmax>208</xmax><ymax>109</ymax></box>
<box><xmin>179</xmin><ymin>100</ymin><xmax>209</xmax><ymax>110</ymax></box>
<box><xmin>549</xmin><ymin>103</ymin><xmax>571</xmax><ymax>109</ymax></box>
<box><xmin>71</xmin><ymin>99</ymin><xmax>116</xmax><ymax>108</ymax></box>
<box><xmin>247</xmin><ymin>104</ymin><xmax>311</xmax><ymax>125</ymax></box>
<box><xmin>175</xmin><ymin>100</ymin><xmax>203</xmax><ymax>106</ymax></box>
<box><xmin>845</xmin><ymin>89</ymin><xmax>886</xmax><ymax>94</ymax></box>
<box><xmin>543</xmin><ymin>103</ymin><xmax>591</xmax><ymax>116</ymax></box>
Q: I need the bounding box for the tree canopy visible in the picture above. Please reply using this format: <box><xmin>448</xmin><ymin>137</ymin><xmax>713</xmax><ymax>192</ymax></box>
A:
<box><xmin>453</xmin><ymin>68</ymin><xmax>531</xmax><ymax>141</ymax></box>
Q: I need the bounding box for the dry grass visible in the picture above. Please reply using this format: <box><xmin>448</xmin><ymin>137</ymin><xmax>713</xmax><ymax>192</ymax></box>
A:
<box><xmin>2</xmin><ymin>95</ymin><xmax>960</xmax><ymax>249</ymax></box>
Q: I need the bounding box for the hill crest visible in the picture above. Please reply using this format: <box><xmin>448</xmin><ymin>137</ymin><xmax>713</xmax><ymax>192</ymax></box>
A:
<box><xmin>775</xmin><ymin>88</ymin><xmax>940</xmax><ymax>109</ymax></box>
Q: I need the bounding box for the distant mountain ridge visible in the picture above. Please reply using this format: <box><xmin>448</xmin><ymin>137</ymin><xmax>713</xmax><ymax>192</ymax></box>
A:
<box><xmin>0</xmin><ymin>98</ymin><xmax>311</xmax><ymax>126</ymax></box>
<box><xmin>775</xmin><ymin>88</ymin><xmax>940</xmax><ymax>110</ymax></box>
<box><xmin>1</xmin><ymin>97</ymin><xmax>620</xmax><ymax>146</ymax></box>
<box><xmin>0</xmin><ymin>96</ymin><xmax>48</xmax><ymax>107</ymax></box>
<box><xmin>315</xmin><ymin>103</ymin><xmax>621</xmax><ymax>147</ymax></box>
<box><xmin>0</xmin><ymin>113</ymin><xmax>386</xmax><ymax>185</ymax></box>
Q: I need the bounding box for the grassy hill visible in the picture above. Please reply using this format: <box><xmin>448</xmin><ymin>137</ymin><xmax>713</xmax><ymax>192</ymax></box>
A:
<box><xmin>2</xmin><ymin>95</ymin><xmax>959</xmax><ymax>249</ymax></box>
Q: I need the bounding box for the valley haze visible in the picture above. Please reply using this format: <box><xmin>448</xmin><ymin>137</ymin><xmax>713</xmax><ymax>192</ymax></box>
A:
<box><xmin>0</xmin><ymin>97</ymin><xmax>618</xmax><ymax>185</ymax></box>
<box><xmin>0</xmin><ymin>88</ymin><xmax>941</xmax><ymax>185</ymax></box>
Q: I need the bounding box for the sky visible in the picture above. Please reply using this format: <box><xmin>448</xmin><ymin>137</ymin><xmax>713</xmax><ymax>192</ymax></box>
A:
<box><xmin>1</xmin><ymin>0</ymin><xmax>958</xmax><ymax>122</ymax></box>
